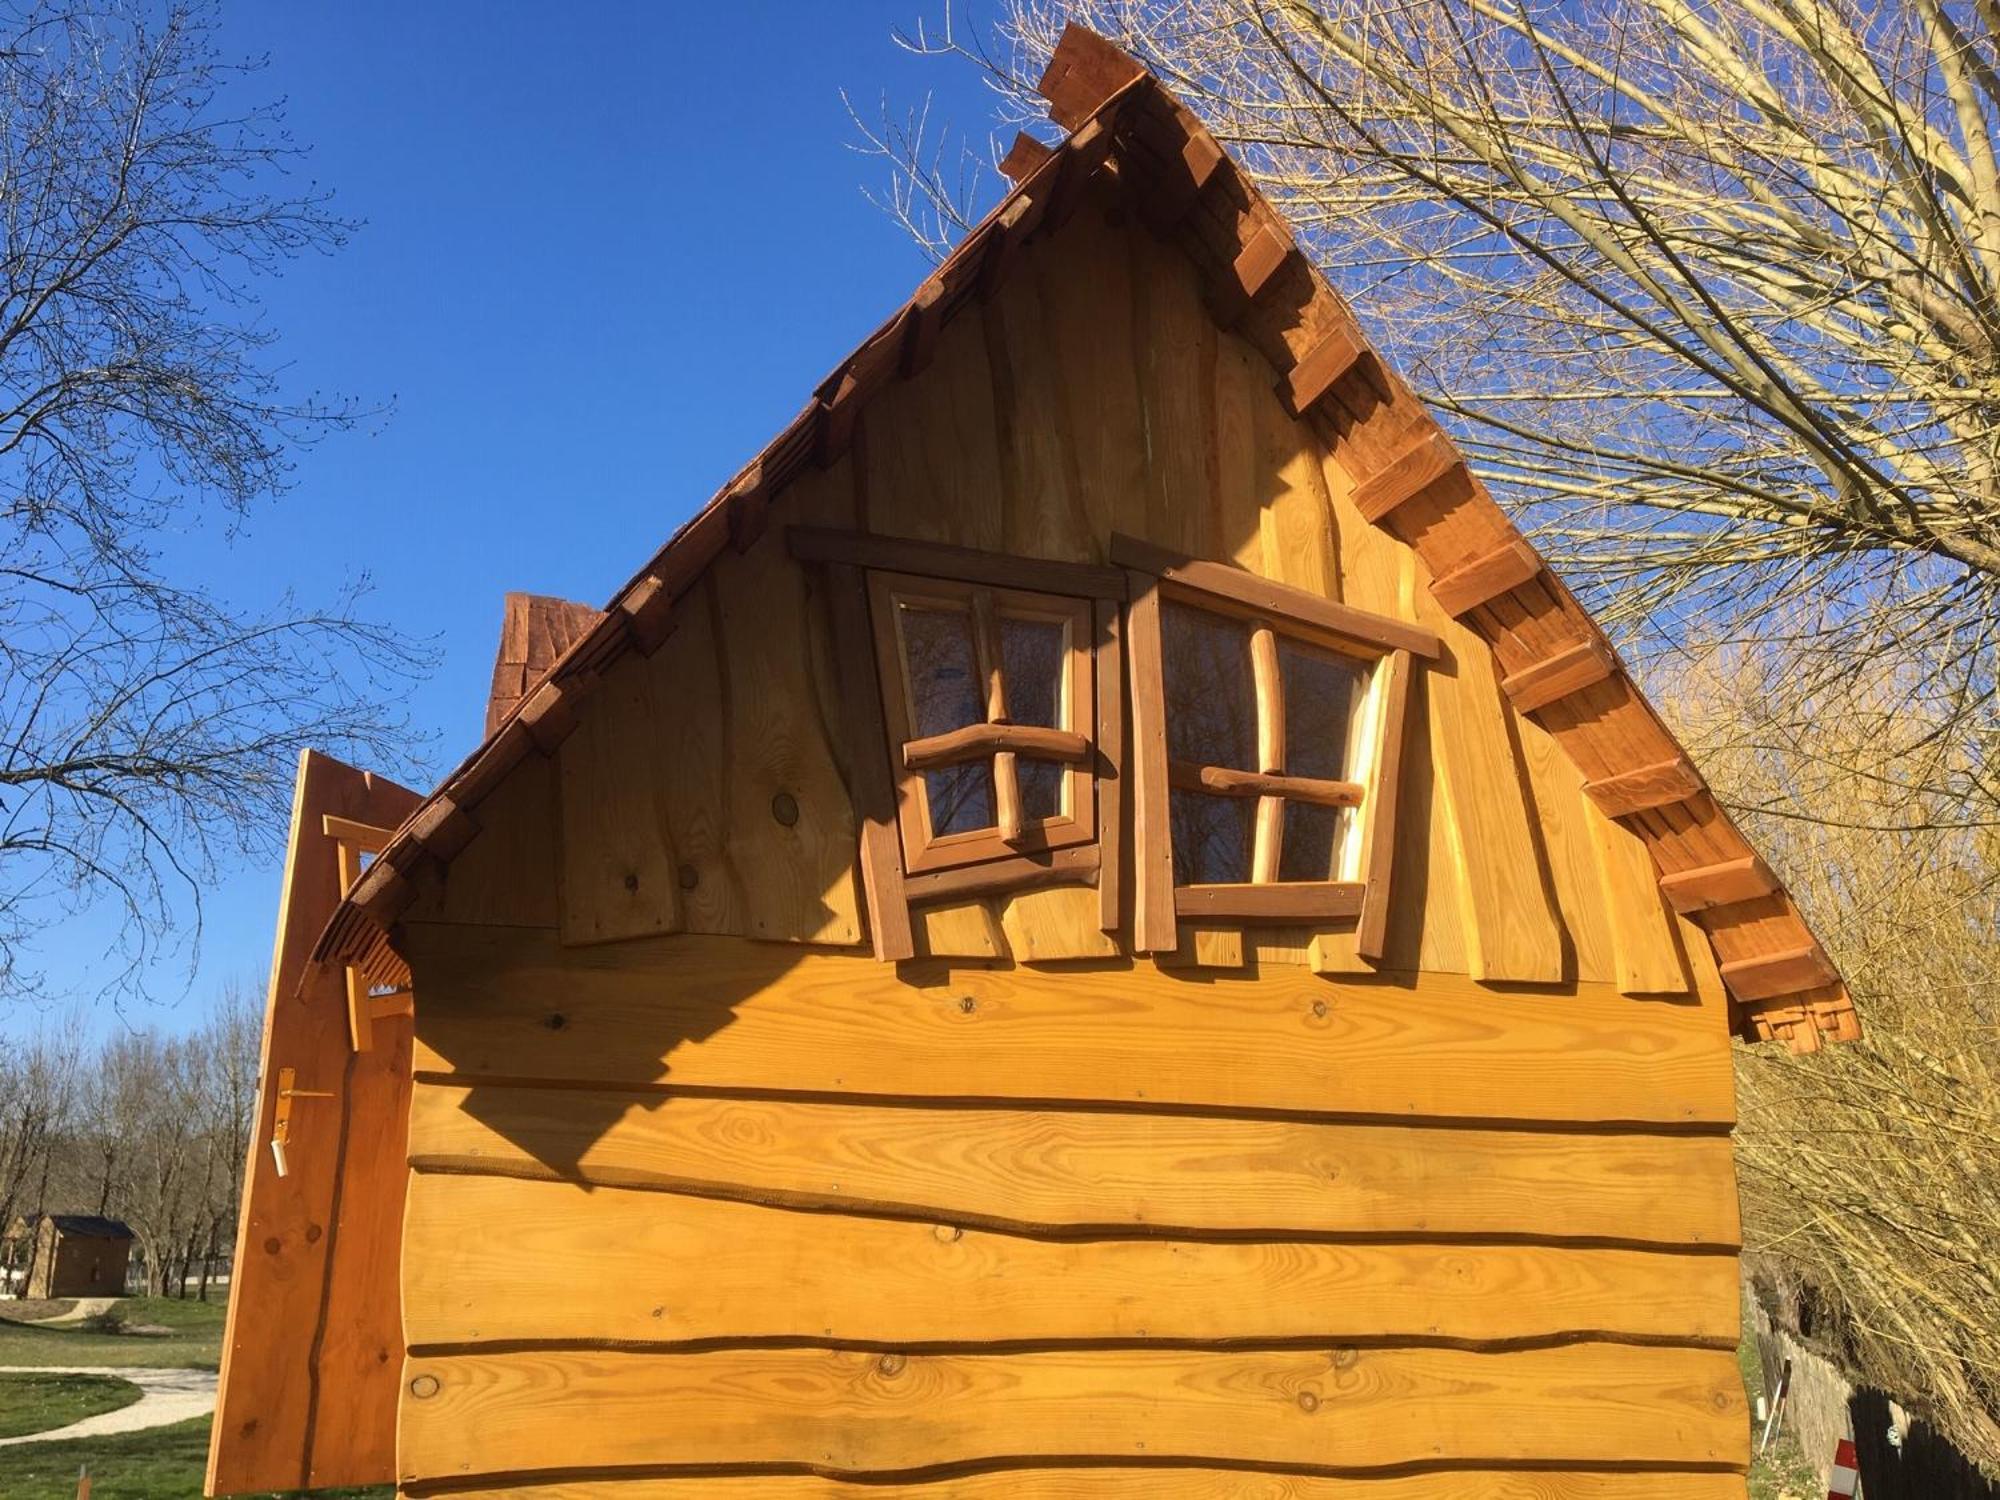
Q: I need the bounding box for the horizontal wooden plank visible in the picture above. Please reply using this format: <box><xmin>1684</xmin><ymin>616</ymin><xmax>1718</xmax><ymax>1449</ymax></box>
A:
<box><xmin>1501</xmin><ymin>636</ymin><xmax>1619</xmax><ymax>715</ymax></box>
<box><xmin>403</xmin><ymin>1174</ymin><xmax>1740</xmax><ymax>1349</ymax></box>
<box><xmin>406</xmin><ymin>1086</ymin><xmax>1742</xmax><ymax>1246</ymax></box>
<box><xmin>1108</xmin><ymin>533</ymin><xmax>1441</xmax><ymax>659</ymax></box>
<box><xmin>1173</xmin><ymin>883</ymin><xmax>1365</xmax><ymax>921</ymax></box>
<box><xmin>1581</xmin><ymin>758</ymin><xmax>1705</xmax><ymax>818</ymax></box>
<box><xmin>787</xmin><ymin>526</ymin><xmax>1126</xmax><ymax>599</ymax></box>
<box><xmin>1351</xmin><ymin>430</ymin><xmax>1466</xmax><ymax>523</ymax></box>
<box><xmin>1660</xmin><ymin>855</ymin><xmax>1778</xmax><ymax>914</ymax></box>
<box><xmin>398</xmin><ymin>1344</ymin><xmax>1748</xmax><ymax>1482</ymax></box>
<box><xmin>1428</xmin><ymin>538</ymin><xmax>1540</xmax><ymax>618</ymax></box>
<box><xmin>402</xmin><ymin>925</ymin><xmax>1737</xmax><ymax>1125</ymax></box>
<box><xmin>1717</xmin><ymin>945</ymin><xmax>1838</xmax><ymax>1003</ymax></box>
<box><xmin>424</xmin><ymin>1473</ymin><xmax>1752</xmax><ymax>1500</ymax></box>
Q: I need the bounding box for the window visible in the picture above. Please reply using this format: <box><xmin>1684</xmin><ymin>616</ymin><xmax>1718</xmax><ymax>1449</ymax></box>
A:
<box><xmin>870</xmin><ymin>571</ymin><xmax>1096</xmax><ymax>873</ymax></box>
<box><xmin>1114</xmin><ymin>533</ymin><xmax>1433</xmax><ymax>956</ymax></box>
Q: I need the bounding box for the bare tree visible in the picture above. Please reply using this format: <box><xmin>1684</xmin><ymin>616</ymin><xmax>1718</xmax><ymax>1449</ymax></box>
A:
<box><xmin>887</xmin><ymin>0</ymin><xmax>1999</xmax><ymax>832</ymax></box>
<box><xmin>0</xmin><ymin>0</ymin><xmax>432</xmax><ymax>1001</ymax></box>
<box><xmin>0</xmin><ymin>1016</ymin><xmax>81</xmax><ymax>1286</ymax></box>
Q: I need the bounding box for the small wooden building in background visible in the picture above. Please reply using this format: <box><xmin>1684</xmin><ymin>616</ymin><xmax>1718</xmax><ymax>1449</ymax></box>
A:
<box><xmin>209</xmin><ymin>27</ymin><xmax>1861</xmax><ymax>1500</ymax></box>
<box><xmin>16</xmin><ymin>1214</ymin><xmax>134</xmax><ymax>1300</ymax></box>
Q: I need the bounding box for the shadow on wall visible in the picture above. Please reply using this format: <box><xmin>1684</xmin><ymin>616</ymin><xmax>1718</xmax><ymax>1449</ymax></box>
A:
<box><xmin>1848</xmin><ymin>1387</ymin><xmax>2000</xmax><ymax>1500</ymax></box>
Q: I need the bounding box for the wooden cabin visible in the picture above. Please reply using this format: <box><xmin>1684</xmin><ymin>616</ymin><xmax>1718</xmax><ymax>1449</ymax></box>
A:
<box><xmin>14</xmin><ymin>1214</ymin><xmax>133</xmax><ymax>1300</ymax></box>
<box><xmin>207</xmin><ymin>27</ymin><xmax>1862</xmax><ymax>1500</ymax></box>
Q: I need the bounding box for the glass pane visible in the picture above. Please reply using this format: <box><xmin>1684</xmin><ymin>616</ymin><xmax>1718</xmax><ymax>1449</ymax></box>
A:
<box><xmin>1162</xmin><ymin>602</ymin><xmax>1256</xmax><ymax>770</ymax></box>
<box><xmin>999</xmin><ymin>615</ymin><xmax>1066</xmax><ymax>729</ymax></box>
<box><xmin>1170</xmin><ymin>789</ymin><xmax>1253</xmax><ymax>885</ymax></box>
<box><xmin>902</xmin><ymin>604</ymin><xmax>982</xmax><ymax>738</ymax></box>
<box><xmin>1279</xmin><ymin>801</ymin><xmax>1350</xmax><ymax>883</ymax></box>
<box><xmin>1281</xmin><ymin>639</ymin><xmax>1365</xmax><ymax>780</ymax></box>
<box><xmin>1019</xmin><ymin>758</ymin><xmax>1064</xmax><ymax>822</ymax></box>
<box><xmin>924</xmin><ymin>762</ymin><xmax>994</xmax><ymax>837</ymax></box>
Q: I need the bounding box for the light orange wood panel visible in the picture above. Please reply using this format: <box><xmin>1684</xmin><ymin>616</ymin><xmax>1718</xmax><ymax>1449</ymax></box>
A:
<box><xmin>401</xmin><ymin>924</ymin><xmax>1736</xmax><ymax>1124</ymax></box>
<box><xmin>418</xmin><ymin>1472</ymin><xmax>1751</xmax><ymax>1500</ymax></box>
<box><xmin>1416</xmin><ymin>583</ymin><xmax>1565</xmax><ymax>983</ymax></box>
<box><xmin>995</xmin><ymin>883</ymin><xmax>1120</xmax><ymax>961</ymax></box>
<box><xmin>634</xmin><ymin>579</ymin><xmax>747</xmax><ymax>935</ymax></box>
<box><xmin>555</xmin><ymin>650</ymin><xmax>682</xmax><ymax>945</ymax></box>
<box><xmin>1515</xmin><ymin>710</ymin><xmax>1619</xmax><ymax>984</ymax></box>
<box><xmin>1249</xmin><ymin>356</ymin><xmax>1337</xmax><ymax>598</ymax></box>
<box><xmin>402</xmin><ymin>1173</ymin><xmax>1739</xmax><ymax>1348</ymax></box>
<box><xmin>706</xmin><ymin>507</ymin><xmax>862</xmax><ymax>947</ymax></box>
<box><xmin>982</xmin><ymin>274</ymin><xmax>1094</xmax><ymax>563</ymax></box>
<box><xmin>406</xmin><ymin>1083</ymin><xmax>1742</xmax><ymax>1245</ymax></box>
<box><xmin>1586</xmin><ymin>797</ymin><xmax>1692</xmax><ymax>995</ymax></box>
<box><xmin>912</xmin><ymin>899</ymin><xmax>1005</xmax><ymax>959</ymax></box>
<box><xmin>862</xmin><ymin>307</ymin><xmax>1005</xmax><ymax>551</ymax></box>
<box><xmin>1160</xmin><ymin>923</ymin><xmax>1247</xmax><ymax>969</ymax></box>
<box><xmin>1211</xmin><ymin>335</ymin><xmax>1269</xmax><ymax>572</ymax></box>
<box><xmin>1131</xmin><ymin>219</ymin><xmax>1216</xmax><ymax>554</ymax></box>
<box><xmin>209</xmin><ymin>750</ymin><xmax>421</xmax><ymax>1496</ymax></box>
<box><xmin>404</xmin><ymin>748</ymin><xmax>557</xmax><ymax>928</ymax></box>
<box><xmin>397</xmin><ymin>1344</ymin><xmax>1748</xmax><ymax>1482</ymax></box>
<box><xmin>1032</xmin><ymin>189</ymin><xmax>1149</xmax><ymax>547</ymax></box>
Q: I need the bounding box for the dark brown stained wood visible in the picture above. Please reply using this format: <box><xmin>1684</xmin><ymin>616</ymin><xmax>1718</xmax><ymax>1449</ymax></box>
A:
<box><xmin>899</xmin><ymin>277</ymin><xmax>945</xmax><ymax>378</ymax></box>
<box><xmin>421</xmin><ymin>1471</ymin><xmax>1754</xmax><ymax>1499</ymax></box>
<box><xmin>1661</xmin><ymin>854</ymin><xmax>1780</xmax><ymax>914</ymax></box>
<box><xmin>979</xmin><ymin>195</ymin><xmax>1039</xmax><ymax>300</ymax></box>
<box><xmin>1000</xmin><ymin>131</ymin><xmax>1055</xmax><ymax>182</ymax></box>
<box><xmin>1169</xmin><ymin>762</ymin><xmax>1364</xmax><ymax>808</ymax></box>
<box><xmin>401</xmin><ymin>795</ymin><xmax>478</xmax><ymax>865</ymax></box>
<box><xmin>1040</xmin><ymin>118</ymin><xmax>1114</xmax><ymax>237</ymax></box>
<box><xmin>408</xmin><ymin>1083</ymin><xmax>1744</xmax><ymax>1245</ymax></box>
<box><xmin>1279</xmin><ymin>327</ymin><xmax>1363</xmax><ymax>418</ymax></box>
<box><xmin>1428</xmin><ymin>537</ymin><xmax>1542</xmax><ymax>618</ymax></box>
<box><xmin>904</xmin><ymin>723</ymin><xmax>1090</xmax><ymax>770</ymax></box>
<box><xmin>1718</xmin><ymin>944</ymin><xmax>1840</xmax><ymax>1003</ymax></box>
<box><xmin>1137</xmin><ymin>119</ymin><xmax>1225</xmax><ymax>233</ymax></box>
<box><xmin>1582</xmin><ymin>757</ymin><xmax>1706</xmax><ymax>818</ymax></box>
<box><xmin>824</xmin><ymin>562</ymin><xmax>913</xmax><ymax>961</ymax></box>
<box><xmin>403</xmin><ymin>1175</ymin><xmax>1741</xmax><ymax>1348</ymax></box>
<box><xmin>485</xmin><ymin>593</ymin><xmax>607</xmax><ymax>737</ymax></box>
<box><xmin>1233</xmin><ymin>221</ymin><xmax>1295</xmax><ymax>306</ymax></box>
<box><xmin>1174</xmin><ymin>883</ymin><xmax>1365</xmax><ymax>921</ymax></box>
<box><xmin>1356</xmin><ymin>649</ymin><xmax>1412</xmax><ymax>961</ymax></box>
<box><xmin>1502</xmin><ymin>636</ymin><xmax>1620</xmax><ymax>715</ymax></box>
<box><xmin>899</xmin><ymin>845</ymin><xmax>1100</xmax><ymax>903</ymax></box>
<box><xmin>1037</xmin><ymin>21</ymin><xmax>1147</xmax><ymax>128</ymax></box>
<box><xmin>1109</xmin><ymin>533</ymin><xmax>1440</xmax><ymax>659</ymax></box>
<box><xmin>1122</xmin><ymin>573</ymin><xmax>1177</xmax><ymax>953</ymax></box>
<box><xmin>1094</xmin><ymin>597</ymin><xmax>1125</xmax><ymax>934</ymax></box>
<box><xmin>788</xmin><ymin>525</ymin><xmax>1127</xmax><ymax>599</ymax></box>
<box><xmin>208</xmin><ymin>751</ymin><xmax>421</xmax><ymax>1496</ymax></box>
<box><xmin>398</xmin><ymin>1344</ymin><xmax>1747</xmax><ymax>1482</ymax></box>
<box><xmin>725</xmin><ymin>465</ymin><xmax>772</xmax><ymax>549</ymax></box>
<box><xmin>516</xmin><ymin>677</ymin><xmax>580</xmax><ymax>755</ymax></box>
<box><xmin>402</xmin><ymin>923</ymin><xmax>1739</xmax><ymax>1125</ymax></box>
<box><xmin>1351</xmin><ymin>428</ymin><xmax>1469</xmax><ymax>523</ymax></box>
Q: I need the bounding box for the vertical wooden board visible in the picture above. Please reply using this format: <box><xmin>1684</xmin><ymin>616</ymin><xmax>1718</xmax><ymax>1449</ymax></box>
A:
<box><xmin>1416</xmin><ymin>589</ymin><xmax>1565</xmax><ymax>984</ymax></box>
<box><xmin>407</xmin><ymin>750</ymin><xmax>558</xmax><ymax>929</ymax></box>
<box><xmin>1159</xmin><ymin>923</ymin><xmax>1247</xmax><ymax>969</ymax></box>
<box><xmin>208</xmin><ymin>750</ymin><xmax>420</xmax><ymax>1496</ymax></box>
<box><xmin>556</xmin><ymin>651</ymin><xmax>682</xmax><ymax>945</ymax></box>
<box><xmin>863</xmin><ymin>306</ymin><xmax>1005</xmax><ymax>551</ymax></box>
<box><xmin>997</xmin><ymin>884</ymin><xmax>1121</xmax><ymax>962</ymax></box>
<box><xmin>1586</xmin><ymin>799</ymin><xmax>1692</xmax><ymax>995</ymax></box>
<box><xmin>1251</xmin><ymin>375</ymin><xmax>1337</xmax><ymax>599</ymax></box>
<box><xmin>637</xmin><ymin>581</ymin><xmax>747</xmax><ymax>937</ymax></box>
<box><xmin>708</xmin><ymin>524</ymin><xmax>864</xmax><ymax>947</ymax></box>
<box><xmin>984</xmin><ymin>272</ymin><xmax>1094</xmax><ymax>563</ymax></box>
<box><xmin>1130</xmin><ymin>223</ymin><xmax>1216</xmax><ymax>555</ymax></box>
<box><xmin>1515</xmin><ymin>712</ymin><xmax>1618</xmax><ymax>986</ymax></box>
<box><xmin>1033</xmin><ymin>188</ymin><xmax>1149</xmax><ymax>546</ymax></box>
<box><xmin>913</xmin><ymin>899</ymin><xmax>1007</xmax><ymax>959</ymax></box>
<box><xmin>1211</xmin><ymin>336</ymin><xmax>1267</xmax><ymax>571</ymax></box>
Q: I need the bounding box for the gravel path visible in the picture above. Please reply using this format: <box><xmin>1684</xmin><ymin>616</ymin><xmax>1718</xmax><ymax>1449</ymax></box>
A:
<box><xmin>0</xmin><ymin>1365</ymin><xmax>217</xmax><ymax>1445</ymax></box>
<box><xmin>15</xmin><ymin>1297</ymin><xmax>119</xmax><ymax>1325</ymax></box>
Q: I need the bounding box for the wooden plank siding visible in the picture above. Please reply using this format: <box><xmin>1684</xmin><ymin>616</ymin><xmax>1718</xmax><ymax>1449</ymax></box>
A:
<box><xmin>410</xmin><ymin>1477</ymin><xmax>1751</xmax><ymax>1500</ymax></box>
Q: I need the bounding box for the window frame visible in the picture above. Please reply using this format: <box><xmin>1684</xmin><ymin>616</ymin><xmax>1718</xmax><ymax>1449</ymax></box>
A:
<box><xmin>1113</xmin><ymin>533</ymin><xmax>1434</xmax><ymax>957</ymax></box>
<box><xmin>868</xmin><ymin>570</ymin><xmax>1097</xmax><ymax>874</ymax></box>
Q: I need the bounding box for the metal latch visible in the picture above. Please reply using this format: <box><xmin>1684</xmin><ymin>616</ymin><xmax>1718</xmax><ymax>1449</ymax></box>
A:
<box><xmin>269</xmin><ymin>1066</ymin><xmax>334</xmax><ymax>1178</ymax></box>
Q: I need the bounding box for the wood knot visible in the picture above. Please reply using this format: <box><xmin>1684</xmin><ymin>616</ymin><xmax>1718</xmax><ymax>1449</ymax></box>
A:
<box><xmin>262</xmin><ymin>1236</ymin><xmax>281</xmax><ymax>1255</ymax></box>
<box><xmin>409</xmin><ymin>1374</ymin><xmax>441</xmax><ymax>1400</ymax></box>
<box><xmin>545</xmin><ymin>1013</ymin><xmax>567</xmax><ymax>1031</ymax></box>
<box><xmin>304</xmin><ymin>1223</ymin><xmax>323</xmax><ymax>1244</ymax></box>
<box><xmin>1311</xmin><ymin>999</ymin><xmax>1329</xmax><ymax>1019</ymax></box>
<box><xmin>1296</xmin><ymin>1390</ymin><xmax>1320</xmax><ymax>1413</ymax></box>
<box><xmin>1331</xmin><ymin>1347</ymin><xmax>1358</xmax><ymax>1370</ymax></box>
<box><xmin>933</xmin><ymin>1224</ymin><xmax>962</xmax><ymax>1243</ymax></box>
<box><xmin>622</xmin><ymin>870</ymin><xmax>640</xmax><ymax>892</ymax></box>
<box><xmin>958</xmin><ymin>996</ymin><xmax>977</xmax><ymax>1015</ymax></box>
<box><xmin>877</xmin><ymin>1353</ymin><xmax>907</xmax><ymax>1378</ymax></box>
<box><xmin>771</xmin><ymin>791</ymin><xmax>800</xmax><ymax>826</ymax></box>
<box><xmin>678</xmin><ymin>863</ymin><xmax>700</xmax><ymax>890</ymax></box>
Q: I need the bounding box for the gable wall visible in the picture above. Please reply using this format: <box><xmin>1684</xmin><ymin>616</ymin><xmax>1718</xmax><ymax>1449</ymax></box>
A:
<box><xmin>391</xmin><ymin>180</ymin><xmax>1748</xmax><ymax>1496</ymax></box>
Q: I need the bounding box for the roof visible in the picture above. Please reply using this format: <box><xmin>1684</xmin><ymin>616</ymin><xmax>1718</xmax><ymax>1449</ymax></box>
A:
<box><xmin>42</xmin><ymin>1215</ymin><xmax>134</xmax><ymax>1240</ymax></box>
<box><xmin>486</xmin><ymin>593</ymin><xmax>606</xmax><ymax>737</ymax></box>
<box><xmin>314</xmin><ymin>26</ymin><xmax>1859</xmax><ymax>1053</ymax></box>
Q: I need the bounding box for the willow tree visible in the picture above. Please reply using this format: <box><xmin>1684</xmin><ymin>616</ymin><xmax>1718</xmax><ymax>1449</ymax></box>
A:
<box><xmin>888</xmin><ymin>0</ymin><xmax>2000</xmax><ymax>832</ymax></box>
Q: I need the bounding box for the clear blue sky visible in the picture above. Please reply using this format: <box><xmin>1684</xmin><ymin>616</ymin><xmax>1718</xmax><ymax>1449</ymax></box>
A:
<box><xmin>57</xmin><ymin>2</ymin><xmax>1011</xmax><ymax>1032</ymax></box>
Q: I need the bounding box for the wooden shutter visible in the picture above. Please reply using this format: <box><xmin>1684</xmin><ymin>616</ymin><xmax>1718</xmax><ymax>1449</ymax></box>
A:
<box><xmin>206</xmin><ymin>748</ymin><xmax>420</xmax><ymax>1496</ymax></box>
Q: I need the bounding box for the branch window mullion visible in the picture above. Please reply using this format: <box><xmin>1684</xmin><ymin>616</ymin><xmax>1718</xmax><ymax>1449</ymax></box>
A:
<box><xmin>968</xmin><ymin>587</ymin><xmax>1024</xmax><ymax>844</ymax></box>
<box><xmin>1249</xmin><ymin>622</ymin><xmax>1284</xmax><ymax>886</ymax></box>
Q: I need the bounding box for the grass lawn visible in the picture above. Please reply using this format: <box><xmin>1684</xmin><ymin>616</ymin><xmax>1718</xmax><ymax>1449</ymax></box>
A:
<box><xmin>0</xmin><ymin>1415</ymin><xmax>392</xmax><ymax>1500</ymax></box>
<box><xmin>0</xmin><ymin>1372</ymin><xmax>143</xmax><ymax>1439</ymax></box>
<box><xmin>0</xmin><ymin>1296</ymin><xmax>226</xmax><ymax>1370</ymax></box>
<box><xmin>1740</xmin><ymin>1324</ymin><xmax>1829</xmax><ymax>1500</ymax></box>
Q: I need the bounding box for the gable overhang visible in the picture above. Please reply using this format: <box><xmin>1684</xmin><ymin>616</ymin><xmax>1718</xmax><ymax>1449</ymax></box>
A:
<box><xmin>313</xmin><ymin>26</ymin><xmax>1858</xmax><ymax>1052</ymax></box>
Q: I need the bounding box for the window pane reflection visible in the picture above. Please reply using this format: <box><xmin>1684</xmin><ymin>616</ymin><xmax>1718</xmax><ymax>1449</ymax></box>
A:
<box><xmin>903</xmin><ymin>605</ymin><xmax>982</xmax><ymax>738</ymax></box>
<box><xmin>1281</xmin><ymin>639</ymin><xmax>1364</xmax><ymax>780</ymax></box>
<box><xmin>924</xmin><ymin>762</ymin><xmax>995</xmax><ymax>836</ymax></box>
<box><xmin>1000</xmin><ymin>616</ymin><xmax>1065</xmax><ymax>729</ymax></box>
<box><xmin>1019</xmin><ymin>758</ymin><xmax>1064</xmax><ymax>822</ymax></box>
<box><xmin>1170</xmin><ymin>789</ymin><xmax>1253</xmax><ymax>884</ymax></box>
<box><xmin>1162</xmin><ymin>603</ymin><xmax>1256</xmax><ymax>769</ymax></box>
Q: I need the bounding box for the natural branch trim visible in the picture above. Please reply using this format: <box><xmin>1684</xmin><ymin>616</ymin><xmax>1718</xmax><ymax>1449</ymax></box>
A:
<box><xmin>902</xmin><ymin>844</ymin><xmax>1101</xmax><ymax>902</ymax></box>
<box><xmin>902</xmin><ymin>725</ymin><xmax>1091</xmax><ymax>771</ymax></box>
<box><xmin>1174</xmin><ymin>882</ymin><xmax>1366</xmax><ymax>920</ymax></box>
<box><xmin>1168</xmin><ymin>761</ymin><xmax>1364</xmax><ymax>808</ymax></box>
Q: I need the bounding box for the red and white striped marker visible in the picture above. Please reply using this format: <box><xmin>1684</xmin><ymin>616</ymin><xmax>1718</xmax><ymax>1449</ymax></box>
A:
<box><xmin>1827</xmin><ymin>1437</ymin><xmax>1859</xmax><ymax>1498</ymax></box>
